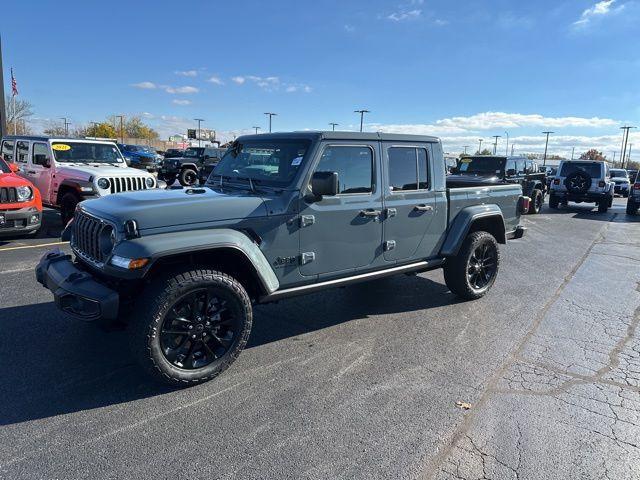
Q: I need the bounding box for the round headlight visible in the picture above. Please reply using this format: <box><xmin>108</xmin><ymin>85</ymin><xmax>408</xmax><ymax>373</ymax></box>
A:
<box><xmin>16</xmin><ymin>186</ymin><xmax>33</xmax><ymax>202</ymax></box>
<box><xmin>97</xmin><ymin>178</ymin><xmax>110</xmax><ymax>189</ymax></box>
<box><xmin>145</xmin><ymin>177</ymin><xmax>155</xmax><ymax>188</ymax></box>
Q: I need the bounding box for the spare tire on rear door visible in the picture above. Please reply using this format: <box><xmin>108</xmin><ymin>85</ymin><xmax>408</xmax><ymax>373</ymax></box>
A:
<box><xmin>564</xmin><ymin>170</ymin><xmax>592</xmax><ymax>193</ymax></box>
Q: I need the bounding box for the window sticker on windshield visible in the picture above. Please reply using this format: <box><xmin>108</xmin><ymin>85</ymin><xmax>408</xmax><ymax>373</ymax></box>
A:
<box><xmin>52</xmin><ymin>144</ymin><xmax>71</xmax><ymax>151</ymax></box>
<box><xmin>291</xmin><ymin>156</ymin><xmax>303</xmax><ymax>166</ymax></box>
<box><xmin>460</xmin><ymin>158</ymin><xmax>472</xmax><ymax>163</ymax></box>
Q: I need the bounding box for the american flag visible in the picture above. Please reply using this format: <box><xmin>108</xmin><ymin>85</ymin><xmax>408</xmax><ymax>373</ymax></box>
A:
<box><xmin>11</xmin><ymin>68</ymin><xmax>18</xmax><ymax>96</ymax></box>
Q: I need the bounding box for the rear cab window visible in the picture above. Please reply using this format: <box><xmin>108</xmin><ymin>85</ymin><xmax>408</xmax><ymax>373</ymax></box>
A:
<box><xmin>388</xmin><ymin>147</ymin><xmax>429</xmax><ymax>191</ymax></box>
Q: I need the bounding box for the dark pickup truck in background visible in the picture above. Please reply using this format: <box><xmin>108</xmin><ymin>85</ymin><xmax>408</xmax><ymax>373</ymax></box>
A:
<box><xmin>447</xmin><ymin>155</ymin><xmax>547</xmax><ymax>214</ymax></box>
<box><xmin>158</xmin><ymin>146</ymin><xmax>226</xmax><ymax>186</ymax></box>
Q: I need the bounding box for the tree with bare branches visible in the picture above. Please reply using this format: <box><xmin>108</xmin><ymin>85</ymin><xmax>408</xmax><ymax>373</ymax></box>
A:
<box><xmin>5</xmin><ymin>91</ymin><xmax>33</xmax><ymax>134</ymax></box>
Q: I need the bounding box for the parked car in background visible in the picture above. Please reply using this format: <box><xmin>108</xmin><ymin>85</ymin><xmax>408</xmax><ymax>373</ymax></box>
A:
<box><xmin>118</xmin><ymin>144</ymin><xmax>159</xmax><ymax>172</ymax></box>
<box><xmin>0</xmin><ymin>155</ymin><xmax>42</xmax><ymax>236</ymax></box>
<box><xmin>548</xmin><ymin>160</ymin><xmax>613</xmax><ymax>212</ymax></box>
<box><xmin>158</xmin><ymin>146</ymin><xmax>225</xmax><ymax>186</ymax></box>
<box><xmin>36</xmin><ymin>131</ymin><xmax>526</xmax><ymax>386</ymax></box>
<box><xmin>627</xmin><ymin>169</ymin><xmax>638</xmax><ymax>183</ymax></box>
<box><xmin>447</xmin><ymin>155</ymin><xmax>546</xmax><ymax>214</ymax></box>
<box><xmin>626</xmin><ymin>175</ymin><xmax>640</xmax><ymax>215</ymax></box>
<box><xmin>609</xmin><ymin>168</ymin><xmax>630</xmax><ymax>197</ymax></box>
<box><xmin>1</xmin><ymin>136</ymin><xmax>157</xmax><ymax>224</ymax></box>
<box><xmin>163</xmin><ymin>148</ymin><xmax>184</xmax><ymax>159</ymax></box>
<box><xmin>542</xmin><ymin>166</ymin><xmax>557</xmax><ymax>191</ymax></box>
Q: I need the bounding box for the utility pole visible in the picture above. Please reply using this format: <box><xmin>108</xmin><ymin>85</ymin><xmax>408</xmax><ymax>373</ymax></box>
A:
<box><xmin>612</xmin><ymin>151</ymin><xmax>617</xmax><ymax>166</ymax></box>
<box><xmin>542</xmin><ymin>131</ymin><xmax>554</xmax><ymax>166</ymax></box>
<box><xmin>252</xmin><ymin>126</ymin><xmax>260</xmax><ymax>134</ymax></box>
<box><xmin>329</xmin><ymin>122</ymin><xmax>338</xmax><ymax>131</ymax></box>
<box><xmin>504</xmin><ymin>131</ymin><xmax>509</xmax><ymax>156</ymax></box>
<box><xmin>60</xmin><ymin>117</ymin><xmax>71</xmax><ymax>136</ymax></box>
<box><xmin>492</xmin><ymin>135</ymin><xmax>501</xmax><ymax>155</ymax></box>
<box><xmin>478</xmin><ymin>139</ymin><xmax>483</xmax><ymax>154</ymax></box>
<box><xmin>264</xmin><ymin>112</ymin><xmax>277</xmax><ymax>133</ymax></box>
<box><xmin>463</xmin><ymin>146</ymin><xmax>469</xmax><ymax>155</ymax></box>
<box><xmin>194</xmin><ymin>118</ymin><xmax>204</xmax><ymax>147</ymax></box>
<box><xmin>354</xmin><ymin>109</ymin><xmax>370</xmax><ymax>132</ymax></box>
<box><xmin>620</xmin><ymin>126</ymin><xmax>636</xmax><ymax>169</ymax></box>
<box><xmin>628</xmin><ymin>144</ymin><xmax>633</xmax><ymax>166</ymax></box>
<box><xmin>115</xmin><ymin>115</ymin><xmax>124</xmax><ymax>143</ymax></box>
<box><xmin>0</xmin><ymin>35</ymin><xmax>6</xmax><ymax>137</ymax></box>
<box><xmin>511</xmin><ymin>144</ymin><xmax>515</xmax><ymax>156</ymax></box>
<box><xmin>571</xmin><ymin>146</ymin><xmax>575</xmax><ymax>161</ymax></box>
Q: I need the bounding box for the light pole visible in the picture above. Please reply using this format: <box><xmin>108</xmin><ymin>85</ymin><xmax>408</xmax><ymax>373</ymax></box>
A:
<box><xmin>463</xmin><ymin>146</ymin><xmax>469</xmax><ymax>155</ymax></box>
<box><xmin>252</xmin><ymin>126</ymin><xmax>260</xmax><ymax>134</ymax></box>
<box><xmin>60</xmin><ymin>117</ymin><xmax>71</xmax><ymax>136</ymax></box>
<box><xmin>542</xmin><ymin>131</ymin><xmax>554</xmax><ymax>166</ymax></box>
<box><xmin>620</xmin><ymin>126</ymin><xmax>636</xmax><ymax>169</ymax></box>
<box><xmin>354</xmin><ymin>109</ymin><xmax>370</xmax><ymax>132</ymax></box>
<box><xmin>329</xmin><ymin>122</ymin><xmax>339</xmax><ymax>131</ymax></box>
<box><xmin>492</xmin><ymin>135</ymin><xmax>501</xmax><ymax>155</ymax></box>
<box><xmin>612</xmin><ymin>152</ymin><xmax>617</xmax><ymax>166</ymax></box>
<box><xmin>115</xmin><ymin>115</ymin><xmax>124</xmax><ymax>143</ymax></box>
<box><xmin>194</xmin><ymin>118</ymin><xmax>204</xmax><ymax>147</ymax></box>
<box><xmin>264</xmin><ymin>112</ymin><xmax>277</xmax><ymax>133</ymax></box>
<box><xmin>628</xmin><ymin>144</ymin><xmax>633</xmax><ymax>166</ymax></box>
<box><xmin>504</xmin><ymin>131</ymin><xmax>509</xmax><ymax>156</ymax></box>
<box><xmin>511</xmin><ymin>144</ymin><xmax>515</xmax><ymax>156</ymax></box>
<box><xmin>478</xmin><ymin>139</ymin><xmax>483</xmax><ymax>154</ymax></box>
<box><xmin>571</xmin><ymin>146</ymin><xmax>575</xmax><ymax>161</ymax></box>
<box><xmin>89</xmin><ymin>121</ymin><xmax>100</xmax><ymax>138</ymax></box>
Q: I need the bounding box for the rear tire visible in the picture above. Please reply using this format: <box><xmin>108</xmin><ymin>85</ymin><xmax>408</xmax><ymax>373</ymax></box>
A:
<box><xmin>598</xmin><ymin>200</ymin><xmax>609</xmax><ymax>213</ymax></box>
<box><xmin>60</xmin><ymin>192</ymin><xmax>80</xmax><ymax>225</ymax></box>
<box><xmin>444</xmin><ymin>231</ymin><xmax>500</xmax><ymax>300</ymax></box>
<box><xmin>179</xmin><ymin>168</ymin><xmax>198</xmax><ymax>186</ymax></box>
<box><xmin>627</xmin><ymin>200</ymin><xmax>638</xmax><ymax>215</ymax></box>
<box><xmin>549</xmin><ymin>194</ymin><xmax>559</xmax><ymax>209</ymax></box>
<box><xmin>129</xmin><ymin>269</ymin><xmax>253</xmax><ymax>386</ymax></box>
<box><xmin>528</xmin><ymin>188</ymin><xmax>543</xmax><ymax>214</ymax></box>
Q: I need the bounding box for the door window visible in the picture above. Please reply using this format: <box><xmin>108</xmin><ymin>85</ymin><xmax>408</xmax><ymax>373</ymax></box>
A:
<box><xmin>388</xmin><ymin>147</ymin><xmax>429</xmax><ymax>191</ymax></box>
<box><xmin>315</xmin><ymin>146</ymin><xmax>373</xmax><ymax>194</ymax></box>
<box><xmin>1</xmin><ymin>140</ymin><xmax>14</xmax><ymax>162</ymax></box>
<box><xmin>32</xmin><ymin>143</ymin><xmax>50</xmax><ymax>166</ymax></box>
<box><xmin>516</xmin><ymin>159</ymin><xmax>526</xmax><ymax>174</ymax></box>
<box><xmin>16</xmin><ymin>141</ymin><xmax>29</xmax><ymax>163</ymax></box>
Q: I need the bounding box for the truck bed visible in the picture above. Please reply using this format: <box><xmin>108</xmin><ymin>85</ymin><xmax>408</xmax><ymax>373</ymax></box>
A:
<box><xmin>446</xmin><ymin>184</ymin><xmax>522</xmax><ymax>233</ymax></box>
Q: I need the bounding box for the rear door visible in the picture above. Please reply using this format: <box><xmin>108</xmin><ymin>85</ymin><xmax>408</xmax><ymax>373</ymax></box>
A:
<box><xmin>15</xmin><ymin>140</ymin><xmax>31</xmax><ymax>182</ymax></box>
<box><xmin>299</xmin><ymin>142</ymin><xmax>383</xmax><ymax>276</ymax></box>
<box><xmin>29</xmin><ymin>142</ymin><xmax>53</xmax><ymax>202</ymax></box>
<box><xmin>382</xmin><ymin>143</ymin><xmax>437</xmax><ymax>262</ymax></box>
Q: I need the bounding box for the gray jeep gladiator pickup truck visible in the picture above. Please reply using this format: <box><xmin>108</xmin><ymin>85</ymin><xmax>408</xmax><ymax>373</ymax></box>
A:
<box><xmin>36</xmin><ymin>132</ymin><xmax>527</xmax><ymax>386</ymax></box>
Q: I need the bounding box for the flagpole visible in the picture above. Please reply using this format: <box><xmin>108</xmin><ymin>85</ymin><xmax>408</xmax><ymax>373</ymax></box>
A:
<box><xmin>0</xmin><ymin>36</ymin><xmax>6</xmax><ymax>137</ymax></box>
<box><xmin>12</xmin><ymin>94</ymin><xmax>16</xmax><ymax>134</ymax></box>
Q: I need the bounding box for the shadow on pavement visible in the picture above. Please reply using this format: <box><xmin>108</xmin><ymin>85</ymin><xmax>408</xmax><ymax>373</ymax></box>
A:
<box><xmin>0</xmin><ymin>274</ymin><xmax>457</xmax><ymax>426</ymax></box>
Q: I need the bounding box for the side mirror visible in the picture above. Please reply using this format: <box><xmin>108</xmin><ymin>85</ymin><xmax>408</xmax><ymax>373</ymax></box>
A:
<box><xmin>506</xmin><ymin>168</ymin><xmax>516</xmax><ymax>176</ymax></box>
<box><xmin>311</xmin><ymin>171</ymin><xmax>339</xmax><ymax>198</ymax></box>
<box><xmin>9</xmin><ymin>163</ymin><xmax>20</xmax><ymax>173</ymax></box>
<box><xmin>34</xmin><ymin>154</ymin><xmax>51</xmax><ymax>168</ymax></box>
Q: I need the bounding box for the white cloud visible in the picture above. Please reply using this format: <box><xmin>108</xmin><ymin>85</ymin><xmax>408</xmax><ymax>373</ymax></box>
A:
<box><xmin>433</xmin><ymin>112</ymin><xmax>617</xmax><ymax>131</ymax></box>
<box><xmin>286</xmin><ymin>86</ymin><xmax>297</xmax><ymax>93</ymax></box>
<box><xmin>231</xmin><ymin>76</ymin><xmax>246</xmax><ymax>84</ymax></box>
<box><xmin>164</xmin><ymin>86</ymin><xmax>199</xmax><ymax>94</ymax></box>
<box><xmin>573</xmin><ymin>0</ymin><xmax>624</xmax><ymax>27</ymax></box>
<box><xmin>172</xmin><ymin>99</ymin><xmax>192</xmax><ymax>105</ymax></box>
<box><xmin>344</xmin><ymin>24</ymin><xmax>356</xmax><ymax>32</ymax></box>
<box><xmin>387</xmin><ymin>9</ymin><xmax>422</xmax><ymax>21</ymax></box>
<box><xmin>208</xmin><ymin>76</ymin><xmax>224</xmax><ymax>85</ymax></box>
<box><xmin>131</xmin><ymin>81</ymin><xmax>157</xmax><ymax>89</ymax></box>
<box><xmin>175</xmin><ymin>70</ymin><xmax>198</xmax><ymax>77</ymax></box>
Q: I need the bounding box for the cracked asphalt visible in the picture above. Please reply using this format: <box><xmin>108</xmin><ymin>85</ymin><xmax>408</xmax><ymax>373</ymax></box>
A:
<box><xmin>0</xmin><ymin>199</ymin><xmax>639</xmax><ymax>480</ymax></box>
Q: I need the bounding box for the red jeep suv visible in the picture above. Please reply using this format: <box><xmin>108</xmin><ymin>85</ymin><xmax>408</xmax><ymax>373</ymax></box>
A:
<box><xmin>0</xmin><ymin>156</ymin><xmax>42</xmax><ymax>236</ymax></box>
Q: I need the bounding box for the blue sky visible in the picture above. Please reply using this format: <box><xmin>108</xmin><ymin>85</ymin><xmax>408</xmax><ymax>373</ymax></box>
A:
<box><xmin>3</xmin><ymin>0</ymin><xmax>640</xmax><ymax>157</ymax></box>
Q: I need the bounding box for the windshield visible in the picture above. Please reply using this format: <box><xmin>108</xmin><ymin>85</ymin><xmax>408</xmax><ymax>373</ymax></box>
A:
<box><xmin>610</xmin><ymin>169</ymin><xmax>627</xmax><ymax>178</ymax></box>
<box><xmin>208</xmin><ymin>140</ymin><xmax>311</xmax><ymax>187</ymax></box>
<box><xmin>0</xmin><ymin>158</ymin><xmax>10</xmax><ymax>174</ymax></box>
<box><xmin>560</xmin><ymin>162</ymin><xmax>602</xmax><ymax>178</ymax></box>
<box><xmin>457</xmin><ymin>156</ymin><xmax>506</xmax><ymax>175</ymax></box>
<box><xmin>52</xmin><ymin>142</ymin><xmax>124</xmax><ymax>164</ymax></box>
<box><xmin>184</xmin><ymin>148</ymin><xmax>203</xmax><ymax>158</ymax></box>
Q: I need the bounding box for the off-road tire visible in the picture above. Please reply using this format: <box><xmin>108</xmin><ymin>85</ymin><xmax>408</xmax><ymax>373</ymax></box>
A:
<box><xmin>158</xmin><ymin>173</ymin><xmax>176</xmax><ymax>186</ymax></box>
<box><xmin>549</xmin><ymin>194</ymin><xmax>560</xmax><ymax>209</ymax></box>
<box><xmin>598</xmin><ymin>199</ymin><xmax>609</xmax><ymax>213</ymax></box>
<box><xmin>179</xmin><ymin>168</ymin><xmax>198</xmax><ymax>186</ymax></box>
<box><xmin>627</xmin><ymin>200</ymin><xmax>638</xmax><ymax>216</ymax></box>
<box><xmin>60</xmin><ymin>192</ymin><xmax>80</xmax><ymax>225</ymax></box>
<box><xmin>444</xmin><ymin>231</ymin><xmax>500</xmax><ymax>300</ymax></box>
<box><xmin>528</xmin><ymin>188</ymin><xmax>543</xmax><ymax>214</ymax></box>
<box><xmin>129</xmin><ymin>269</ymin><xmax>253</xmax><ymax>387</ymax></box>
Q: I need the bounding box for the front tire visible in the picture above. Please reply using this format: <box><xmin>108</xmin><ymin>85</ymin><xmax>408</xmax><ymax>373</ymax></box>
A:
<box><xmin>549</xmin><ymin>194</ymin><xmax>559</xmax><ymax>209</ymax></box>
<box><xmin>179</xmin><ymin>168</ymin><xmax>198</xmax><ymax>186</ymax></box>
<box><xmin>598</xmin><ymin>198</ymin><xmax>610</xmax><ymax>213</ymax></box>
<box><xmin>129</xmin><ymin>269</ymin><xmax>253</xmax><ymax>386</ymax></box>
<box><xmin>444</xmin><ymin>231</ymin><xmax>500</xmax><ymax>300</ymax></box>
<box><xmin>60</xmin><ymin>192</ymin><xmax>80</xmax><ymax>225</ymax></box>
<box><xmin>627</xmin><ymin>199</ymin><xmax>638</xmax><ymax>215</ymax></box>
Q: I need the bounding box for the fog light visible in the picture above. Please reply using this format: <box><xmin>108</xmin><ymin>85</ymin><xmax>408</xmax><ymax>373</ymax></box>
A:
<box><xmin>29</xmin><ymin>214</ymin><xmax>40</xmax><ymax>224</ymax></box>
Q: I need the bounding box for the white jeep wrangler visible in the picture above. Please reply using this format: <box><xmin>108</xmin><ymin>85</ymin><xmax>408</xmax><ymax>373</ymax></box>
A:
<box><xmin>0</xmin><ymin>136</ymin><xmax>157</xmax><ymax>223</ymax></box>
<box><xmin>548</xmin><ymin>160</ymin><xmax>614</xmax><ymax>213</ymax></box>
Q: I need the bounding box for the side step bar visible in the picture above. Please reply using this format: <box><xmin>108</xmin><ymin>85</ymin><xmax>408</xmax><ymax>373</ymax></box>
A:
<box><xmin>260</xmin><ymin>258</ymin><xmax>445</xmax><ymax>303</ymax></box>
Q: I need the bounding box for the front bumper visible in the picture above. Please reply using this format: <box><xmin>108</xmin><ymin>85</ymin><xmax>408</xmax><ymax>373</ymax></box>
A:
<box><xmin>0</xmin><ymin>206</ymin><xmax>41</xmax><ymax>236</ymax></box>
<box><xmin>614</xmin><ymin>184</ymin><xmax>629</xmax><ymax>194</ymax></box>
<box><xmin>35</xmin><ymin>250</ymin><xmax>119</xmax><ymax>321</ymax></box>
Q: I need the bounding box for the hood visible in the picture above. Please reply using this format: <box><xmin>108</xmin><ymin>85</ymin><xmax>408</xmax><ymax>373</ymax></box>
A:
<box><xmin>446</xmin><ymin>173</ymin><xmax>504</xmax><ymax>187</ymax></box>
<box><xmin>0</xmin><ymin>172</ymin><xmax>33</xmax><ymax>188</ymax></box>
<box><xmin>81</xmin><ymin>186</ymin><xmax>268</xmax><ymax>231</ymax></box>
<box><xmin>126</xmin><ymin>151</ymin><xmax>156</xmax><ymax>159</ymax></box>
<box><xmin>55</xmin><ymin>163</ymin><xmax>150</xmax><ymax>181</ymax></box>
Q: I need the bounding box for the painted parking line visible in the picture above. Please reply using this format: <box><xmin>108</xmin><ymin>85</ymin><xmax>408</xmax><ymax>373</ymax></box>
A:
<box><xmin>0</xmin><ymin>241</ymin><xmax>69</xmax><ymax>252</ymax></box>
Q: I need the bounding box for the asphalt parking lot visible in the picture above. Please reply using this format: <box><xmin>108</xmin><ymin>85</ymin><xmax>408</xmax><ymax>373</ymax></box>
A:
<box><xmin>0</xmin><ymin>198</ymin><xmax>639</xmax><ymax>479</ymax></box>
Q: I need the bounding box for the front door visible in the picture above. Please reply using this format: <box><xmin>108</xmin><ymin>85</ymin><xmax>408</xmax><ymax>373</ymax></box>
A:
<box><xmin>382</xmin><ymin>143</ymin><xmax>437</xmax><ymax>261</ymax></box>
<box><xmin>29</xmin><ymin>142</ymin><xmax>53</xmax><ymax>203</ymax></box>
<box><xmin>299</xmin><ymin>142</ymin><xmax>383</xmax><ymax>276</ymax></box>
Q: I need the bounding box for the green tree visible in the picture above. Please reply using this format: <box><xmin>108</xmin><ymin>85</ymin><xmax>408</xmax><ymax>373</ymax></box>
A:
<box><xmin>86</xmin><ymin>122</ymin><xmax>117</xmax><ymax>138</ymax></box>
<box><xmin>579</xmin><ymin>149</ymin><xmax>605</xmax><ymax>161</ymax></box>
<box><xmin>124</xmin><ymin>116</ymin><xmax>159</xmax><ymax>140</ymax></box>
<box><xmin>475</xmin><ymin>148</ymin><xmax>493</xmax><ymax>155</ymax></box>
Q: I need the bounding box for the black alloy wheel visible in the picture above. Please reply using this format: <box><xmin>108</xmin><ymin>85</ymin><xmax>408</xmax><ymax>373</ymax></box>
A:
<box><xmin>466</xmin><ymin>242</ymin><xmax>497</xmax><ymax>291</ymax></box>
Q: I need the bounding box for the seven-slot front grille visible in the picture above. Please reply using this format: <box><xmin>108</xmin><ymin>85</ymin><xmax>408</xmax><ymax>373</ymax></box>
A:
<box><xmin>0</xmin><ymin>187</ymin><xmax>17</xmax><ymax>203</ymax></box>
<box><xmin>73</xmin><ymin>210</ymin><xmax>111</xmax><ymax>265</ymax></box>
<box><xmin>108</xmin><ymin>176</ymin><xmax>148</xmax><ymax>194</ymax></box>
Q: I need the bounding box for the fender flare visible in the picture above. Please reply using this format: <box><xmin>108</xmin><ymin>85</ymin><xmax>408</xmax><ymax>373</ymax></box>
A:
<box><xmin>439</xmin><ymin>205</ymin><xmax>506</xmax><ymax>257</ymax></box>
<box><xmin>179</xmin><ymin>162</ymin><xmax>199</xmax><ymax>171</ymax></box>
<box><xmin>57</xmin><ymin>179</ymin><xmax>97</xmax><ymax>202</ymax></box>
<box><xmin>112</xmin><ymin>228</ymin><xmax>280</xmax><ymax>294</ymax></box>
